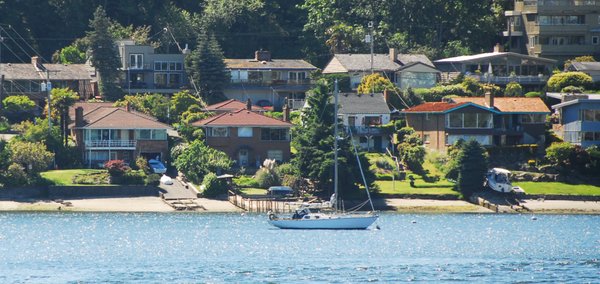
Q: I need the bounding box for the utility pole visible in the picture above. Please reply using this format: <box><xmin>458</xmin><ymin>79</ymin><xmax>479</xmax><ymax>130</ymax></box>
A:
<box><xmin>368</xmin><ymin>21</ymin><xmax>374</xmax><ymax>75</ymax></box>
<box><xmin>0</xmin><ymin>30</ymin><xmax>3</xmax><ymax>106</ymax></box>
<box><xmin>41</xmin><ymin>70</ymin><xmax>52</xmax><ymax>129</ymax></box>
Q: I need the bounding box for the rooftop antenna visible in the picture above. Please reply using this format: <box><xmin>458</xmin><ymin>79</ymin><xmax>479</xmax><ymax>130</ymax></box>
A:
<box><xmin>164</xmin><ymin>26</ymin><xmax>200</xmax><ymax>96</ymax></box>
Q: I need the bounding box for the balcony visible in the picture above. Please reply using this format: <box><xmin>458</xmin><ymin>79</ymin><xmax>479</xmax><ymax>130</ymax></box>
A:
<box><xmin>85</xmin><ymin>140</ymin><xmax>137</xmax><ymax>149</ymax></box>
<box><xmin>468</xmin><ymin>75</ymin><xmax>548</xmax><ymax>85</ymax></box>
<box><xmin>346</xmin><ymin>126</ymin><xmax>384</xmax><ymax>135</ymax></box>
<box><xmin>230</xmin><ymin>79</ymin><xmax>314</xmax><ymax>87</ymax></box>
<box><xmin>287</xmin><ymin>99</ymin><xmax>306</xmax><ymax>110</ymax></box>
<box><xmin>531</xmin><ymin>44</ymin><xmax>598</xmax><ymax>56</ymax></box>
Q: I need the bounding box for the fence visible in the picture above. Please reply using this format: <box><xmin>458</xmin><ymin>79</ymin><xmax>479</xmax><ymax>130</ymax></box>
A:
<box><xmin>228</xmin><ymin>191</ymin><xmax>296</xmax><ymax>213</ymax></box>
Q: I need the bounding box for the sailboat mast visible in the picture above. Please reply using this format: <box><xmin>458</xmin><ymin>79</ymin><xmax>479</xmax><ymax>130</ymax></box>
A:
<box><xmin>333</xmin><ymin>79</ymin><xmax>339</xmax><ymax>212</ymax></box>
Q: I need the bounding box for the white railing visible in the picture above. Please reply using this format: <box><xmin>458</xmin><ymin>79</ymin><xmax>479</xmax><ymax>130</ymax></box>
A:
<box><xmin>85</xmin><ymin>140</ymin><xmax>137</xmax><ymax>148</ymax></box>
<box><xmin>468</xmin><ymin>75</ymin><xmax>548</xmax><ymax>84</ymax></box>
<box><xmin>288</xmin><ymin>99</ymin><xmax>305</xmax><ymax>109</ymax></box>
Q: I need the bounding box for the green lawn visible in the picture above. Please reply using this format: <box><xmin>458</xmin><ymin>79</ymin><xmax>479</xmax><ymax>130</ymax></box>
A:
<box><xmin>514</xmin><ymin>182</ymin><xmax>600</xmax><ymax>196</ymax></box>
<box><xmin>41</xmin><ymin>169</ymin><xmax>111</xmax><ymax>186</ymax></box>
<box><xmin>375</xmin><ymin>179</ymin><xmax>458</xmax><ymax>196</ymax></box>
<box><xmin>240</xmin><ymin>187</ymin><xmax>268</xmax><ymax>195</ymax></box>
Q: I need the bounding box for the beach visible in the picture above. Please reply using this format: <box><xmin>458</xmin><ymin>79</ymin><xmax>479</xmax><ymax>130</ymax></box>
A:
<box><xmin>1</xmin><ymin>197</ymin><xmax>599</xmax><ymax>214</ymax></box>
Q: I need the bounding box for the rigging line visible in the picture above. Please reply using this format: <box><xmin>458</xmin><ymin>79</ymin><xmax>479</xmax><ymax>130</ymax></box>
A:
<box><xmin>0</xmin><ymin>27</ymin><xmax>36</xmax><ymax>62</ymax></box>
<box><xmin>7</xmin><ymin>26</ymin><xmax>45</xmax><ymax>62</ymax></box>
<box><xmin>347</xmin><ymin>126</ymin><xmax>375</xmax><ymax>212</ymax></box>
<box><xmin>0</xmin><ymin>41</ymin><xmax>27</xmax><ymax>63</ymax></box>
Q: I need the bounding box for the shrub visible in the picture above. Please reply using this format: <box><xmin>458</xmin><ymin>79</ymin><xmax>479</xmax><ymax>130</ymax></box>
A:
<box><xmin>115</xmin><ymin>170</ymin><xmax>145</xmax><ymax>185</ymax></box>
<box><xmin>233</xmin><ymin>175</ymin><xmax>259</xmax><ymax>188</ymax></box>
<box><xmin>375</xmin><ymin>173</ymin><xmax>394</xmax><ymax>180</ymax></box>
<box><xmin>0</xmin><ymin>116</ymin><xmax>10</xmax><ymax>132</ymax></box>
<box><xmin>275</xmin><ymin>163</ymin><xmax>299</xmax><ymax>177</ymax></box>
<box><xmin>504</xmin><ymin>82</ymin><xmax>523</xmax><ymax>97</ymax></box>
<box><xmin>255</xmin><ymin>168</ymin><xmax>281</xmax><ymax>188</ymax></box>
<box><xmin>545</xmin><ymin>142</ymin><xmax>576</xmax><ymax>166</ymax></box>
<box><xmin>72</xmin><ymin>171</ymin><xmax>110</xmax><ymax>185</ymax></box>
<box><xmin>524</xmin><ymin>91</ymin><xmax>541</xmax><ymax>98</ymax></box>
<box><xmin>145</xmin><ymin>173</ymin><xmax>161</xmax><ymax>186</ymax></box>
<box><xmin>560</xmin><ymin>85</ymin><xmax>584</xmax><ymax>93</ymax></box>
<box><xmin>414</xmin><ymin>84</ymin><xmax>470</xmax><ymax>102</ymax></box>
<box><xmin>547</xmin><ymin>72</ymin><xmax>592</xmax><ymax>91</ymax></box>
<box><xmin>5</xmin><ymin>163</ymin><xmax>28</xmax><ymax>186</ymax></box>
<box><xmin>202</xmin><ymin>172</ymin><xmax>227</xmax><ymax>197</ymax></box>
<box><xmin>136</xmin><ymin>156</ymin><xmax>150</xmax><ymax>174</ymax></box>
<box><xmin>374</xmin><ymin>157</ymin><xmax>394</xmax><ymax>170</ymax></box>
<box><xmin>104</xmin><ymin>160</ymin><xmax>130</xmax><ymax>177</ymax></box>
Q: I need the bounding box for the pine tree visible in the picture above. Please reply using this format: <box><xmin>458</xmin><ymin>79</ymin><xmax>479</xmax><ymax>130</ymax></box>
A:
<box><xmin>292</xmin><ymin>80</ymin><xmax>374</xmax><ymax>198</ymax></box>
<box><xmin>87</xmin><ymin>6</ymin><xmax>121</xmax><ymax>101</ymax></box>
<box><xmin>185</xmin><ymin>33</ymin><xmax>229</xmax><ymax>104</ymax></box>
<box><xmin>456</xmin><ymin>140</ymin><xmax>488</xmax><ymax>197</ymax></box>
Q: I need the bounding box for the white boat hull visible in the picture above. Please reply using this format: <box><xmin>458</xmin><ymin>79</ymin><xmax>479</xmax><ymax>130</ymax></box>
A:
<box><xmin>269</xmin><ymin>214</ymin><xmax>378</xmax><ymax>230</ymax></box>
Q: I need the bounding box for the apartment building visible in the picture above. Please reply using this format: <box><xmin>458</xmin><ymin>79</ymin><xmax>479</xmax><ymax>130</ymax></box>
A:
<box><xmin>504</xmin><ymin>0</ymin><xmax>600</xmax><ymax>61</ymax></box>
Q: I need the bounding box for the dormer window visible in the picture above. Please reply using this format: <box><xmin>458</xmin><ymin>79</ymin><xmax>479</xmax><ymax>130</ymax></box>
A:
<box><xmin>129</xmin><ymin>54</ymin><xmax>143</xmax><ymax>69</ymax></box>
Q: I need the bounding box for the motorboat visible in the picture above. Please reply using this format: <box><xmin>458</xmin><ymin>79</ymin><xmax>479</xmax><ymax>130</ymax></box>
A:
<box><xmin>485</xmin><ymin>168</ymin><xmax>525</xmax><ymax>194</ymax></box>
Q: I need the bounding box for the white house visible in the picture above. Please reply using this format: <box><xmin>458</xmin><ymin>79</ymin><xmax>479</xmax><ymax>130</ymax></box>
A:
<box><xmin>338</xmin><ymin>93</ymin><xmax>392</xmax><ymax>152</ymax></box>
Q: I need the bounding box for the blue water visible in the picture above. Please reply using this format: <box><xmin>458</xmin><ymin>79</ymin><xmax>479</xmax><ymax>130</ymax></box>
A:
<box><xmin>0</xmin><ymin>213</ymin><xmax>599</xmax><ymax>283</ymax></box>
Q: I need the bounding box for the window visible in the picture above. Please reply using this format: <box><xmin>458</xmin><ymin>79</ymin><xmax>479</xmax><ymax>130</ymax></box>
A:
<box><xmin>89</xmin><ymin>151</ymin><xmax>109</xmax><ymax>162</ymax></box>
<box><xmin>134</xmin><ymin>129</ymin><xmax>167</xmax><ymax>140</ymax></box>
<box><xmin>110</xmin><ymin>130</ymin><xmax>122</xmax><ymax>140</ymax></box>
<box><xmin>136</xmin><ymin>129</ymin><xmax>151</xmax><ymax>140</ymax></box>
<box><xmin>593</xmin><ymin>36</ymin><xmax>600</xmax><ymax>45</ymax></box>
<box><xmin>448</xmin><ymin>113</ymin><xmax>463</xmax><ymax>128</ymax></box>
<box><xmin>169</xmin><ymin>74</ymin><xmax>181</xmax><ymax>86</ymax></box>
<box><xmin>364</xmin><ymin>116</ymin><xmax>382</xmax><ymax>126</ymax></box>
<box><xmin>447</xmin><ymin>135</ymin><xmax>492</xmax><ymax>146</ymax></box>
<box><xmin>521</xmin><ymin>114</ymin><xmax>546</xmax><ymax>124</ymax></box>
<box><xmin>463</xmin><ymin>113</ymin><xmax>478</xmax><ymax>128</ymax></box>
<box><xmin>423</xmin><ymin>134</ymin><xmax>430</xmax><ymax>144</ymax></box>
<box><xmin>130</xmin><ymin>54</ymin><xmax>143</xmax><ymax>69</ymax></box>
<box><xmin>110</xmin><ymin>152</ymin><xmax>118</xmax><ymax>160</ymax></box>
<box><xmin>289</xmin><ymin>71</ymin><xmax>307</xmax><ymax>81</ymax></box>
<box><xmin>209</xmin><ymin>127</ymin><xmax>229</xmax><ymax>137</ymax></box>
<box><xmin>238</xmin><ymin>127</ymin><xmax>253</xmax><ymax>137</ymax></box>
<box><xmin>267</xmin><ymin>150</ymin><xmax>283</xmax><ymax>162</ymax></box>
<box><xmin>582</xmin><ymin>109</ymin><xmax>600</xmax><ymax>121</ymax></box>
<box><xmin>425</xmin><ymin>113</ymin><xmax>430</xmax><ymax>121</ymax></box>
<box><xmin>154</xmin><ymin>73</ymin><xmax>167</xmax><ymax>87</ymax></box>
<box><xmin>261</xmin><ymin>128</ymin><xmax>289</xmax><ymax>141</ymax></box>
<box><xmin>89</xmin><ymin>129</ymin><xmax>110</xmax><ymax>140</ymax></box>
<box><xmin>348</xmin><ymin>116</ymin><xmax>357</xmax><ymax>127</ymax></box>
<box><xmin>446</xmin><ymin>113</ymin><xmax>492</xmax><ymax>128</ymax></box>
<box><xmin>152</xmin><ymin>130</ymin><xmax>167</xmax><ymax>140</ymax></box>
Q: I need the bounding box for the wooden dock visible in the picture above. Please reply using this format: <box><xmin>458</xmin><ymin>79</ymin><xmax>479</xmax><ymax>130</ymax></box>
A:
<box><xmin>228</xmin><ymin>191</ymin><xmax>298</xmax><ymax>213</ymax></box>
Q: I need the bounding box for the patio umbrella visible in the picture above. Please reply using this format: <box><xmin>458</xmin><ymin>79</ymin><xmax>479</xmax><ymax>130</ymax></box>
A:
<box><xmin>488</xmin><ymin>62</ymin><xmax>493</xmax><ymax>76</ymax></box>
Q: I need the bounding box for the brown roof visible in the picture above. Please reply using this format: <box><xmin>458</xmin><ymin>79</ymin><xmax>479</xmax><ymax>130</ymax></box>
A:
<box><xmin>403</xmin><ymin>102</ymin><xmax>467</xmax><ymax>113</ymax></box>
<box><xmin>71</xmin><ymin>103</ymin><xmax>171</xmax><ymax>129</ymax></box>
<box><xmin>451</xmin><ymin>97</ymin><xmax>550</xmax><ymax>113</ymax></box>
<box><xmin>69</xmin><ymin>102</ymin><xmax>114</xmax><ymax>120</ymax></box>
<box><xmin>224</xmin><ymin>59</ymin><xmax>317</xmax><ymax>70</ymax></box>
<box><xmin>205</xmin><ymin>99</ymin><xmax>264</xmax><ymax>112</ymax></box>
<box><xmin>192</xmin><ymin>109</ymin><xmax>292</xmax><ymax>127</ymax></box>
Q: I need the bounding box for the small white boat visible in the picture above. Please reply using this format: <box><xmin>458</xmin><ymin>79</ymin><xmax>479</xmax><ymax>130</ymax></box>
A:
<box><xmin>268</xmin><ymin>80</ymin><xmax>378</xmax><ymax>230</ymax></box>
<box><xmin>485</xmin><ymin>168</ymin><xmax>525</xmax><ymax>194</ymax></box>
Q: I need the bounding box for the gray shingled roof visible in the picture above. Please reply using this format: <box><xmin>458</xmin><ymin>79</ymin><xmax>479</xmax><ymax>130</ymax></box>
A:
<box><xmin>338</xmin><ymin>93</ymin><xmax>391</xmax><ymax>114</ymax></box>
<box><xmin>570</xmin><ymin>61</ymin><xmax>600</xmax><ymax>71</ymax></box>
<box><xmin>225</xmin><ymin>59</ymin><xmax>317</xmax><ymax>70</ymax></box>
<box><xmin>0</xmin><ymin>63</ymin><xmax>94</xmax><ymax>80</ymax></box>
<box><xmin>332</xmin><ymin>54</ymin><xmax>401</xmax><ymax>72</ymax></box>
<box><xmin>396</xmin><ymin>54</ymin><xmax>434</xmax><ymax>67</ymax></box>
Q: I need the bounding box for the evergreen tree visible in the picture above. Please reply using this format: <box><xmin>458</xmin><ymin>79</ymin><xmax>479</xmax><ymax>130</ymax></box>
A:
<box><xmin>185</xmin><ymin>33</ymin><xmax>229</xmax><ymax>104</ymax></box>
<box><xmin>292</xmin><ymin>80</ymin><xmax>374</xmax><ymax>198</ymax></box>
<box><xmin>456</xmin><ymin>140</ymin><xmax>488</xmax><ymax>197</ymax></box>
<box><xmin>50</xmin><ymin>88</ymin><xmax>79</xmax><ymax>147</ymax></box>
<box><xmin>87</xmin><ymin>6</ymin><xmax>122</xmax><ymax>101</ymax></box>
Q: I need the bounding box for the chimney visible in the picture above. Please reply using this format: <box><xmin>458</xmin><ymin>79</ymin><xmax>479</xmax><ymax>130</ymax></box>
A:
<box><xmin>75</xmin><ymin>107</ymin><xmax>84</xmax><ymax>127</ymax></box>
<box><xmin>485</xmin><ymin>91</ymin><xmax>494</xmax><ymax>108</ymax></box>
<box><xmin>282</xmin><ymin>99</ymin><xmax>290</xmax><ymax>122</ymax></box>
<box><xmin>125</xmin><ymin>101</ymin><xmax>131</xmax><ymax>112</ymax></box>
<box><xmin>389</xmin><ymin>48</ymin><xmax>398</xmax><ymax>62</ymax></box>
<box><xmin>31</xmin><ymin>56</ymin><xmax>43</xmax><ymax>69</ymax></box>
<box><xmin>493</xmin><ymin>43</ymin><xmax>503</xmax><ymax>53</ymax></box>
<box><xmin>254</xmin><ymin>50</ymin><xmax>271</xmax><ymax>62</ymax></box>
<box><xmin>383</xmin><ymin>89</ymin><xmax>390</xmax><ymax>103</ymax></box>
<box><xmin>246</xmin><ymin>98</ymin><xmax>252</xmax><ymax>111</ymax></box>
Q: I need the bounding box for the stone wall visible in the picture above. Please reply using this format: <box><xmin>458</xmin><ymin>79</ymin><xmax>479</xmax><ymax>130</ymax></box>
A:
<box><xmin>0</xmin><ymin>185</ymin><xmax>161</xmax><ymax>200</ymax></box>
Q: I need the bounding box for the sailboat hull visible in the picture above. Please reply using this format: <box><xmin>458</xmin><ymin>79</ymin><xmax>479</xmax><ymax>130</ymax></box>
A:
<box><xmin>269</xmin><ymin>215</ymin><xmax>378</xmax><ymax>230</ymax></box>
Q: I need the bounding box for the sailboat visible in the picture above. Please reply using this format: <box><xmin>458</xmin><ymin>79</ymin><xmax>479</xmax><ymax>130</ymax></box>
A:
<box><xmin>268</xmin><ymin>80</ymin><xmax>379</xmax><ymax>230</ymax></box>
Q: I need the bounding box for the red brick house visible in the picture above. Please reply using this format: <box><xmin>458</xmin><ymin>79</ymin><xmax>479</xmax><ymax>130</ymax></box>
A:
<box><xmin>192</xmin><ymin>106</ymin><xmax>293</xmax><ymax>167</ymax></box>
<box><xmin>402</xmin><ymin>93</ymin><xmax>550</xmax><ymax>151</ymax></box>
<box><xmin>70</xmin><ymin>102</ymin><xmax>172</xmax><ymax>167</ymax></box>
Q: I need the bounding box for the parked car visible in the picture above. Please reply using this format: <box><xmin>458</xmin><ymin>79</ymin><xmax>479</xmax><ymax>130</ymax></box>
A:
<box><xmin>148</xmin><ymin>159</ymin><xmax>167</xmax><ymax>174</ymax></box>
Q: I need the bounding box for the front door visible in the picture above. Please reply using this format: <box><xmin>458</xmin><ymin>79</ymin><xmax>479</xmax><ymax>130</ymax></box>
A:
<box><xmin>239</xmin><ymin>149</ymin><xmax>249</xmax><ymax>167</ymax></box>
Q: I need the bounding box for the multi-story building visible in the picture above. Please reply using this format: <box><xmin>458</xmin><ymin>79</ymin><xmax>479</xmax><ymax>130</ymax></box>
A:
<box><xmin>117</xmin><ymin>39</ymin><xmax>188</xmax><ymax>95</ymax></box>
<box><xmin>550</xmin><ymin>93</ymin><xmax>600</xmax><ymax>148</ymax></box>
<box><xmin>323</xmin><ymin>49</ymin><xmax>440</xmax><ymax>90</ymax></box>
<box><xmin>70</xmin><ymin>102</ymin><xmax>172</xmax><ymax>167</ymax></box>
<box><xmin>338</xmin><ymin>92</ymin><xmax>392</xmax><ymax>152</ymax></box>
<box><xmin>224</xmin><ymin>50</ymin><xmax>317</xmax><ymax>111</ymax></box>
<box><xmin>504</xmin><ymin>0</ymin><xmax>600</xmax><ymax>61</ymax></box>
<box><xmin>402</xmin><ymin>93</ymin><xmax>550</xmax><ymax>151</ymax></box>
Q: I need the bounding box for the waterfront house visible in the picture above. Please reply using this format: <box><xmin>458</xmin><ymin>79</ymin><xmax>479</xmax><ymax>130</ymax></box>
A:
<box><xmin>0</xmin><ymin>56</ymin><xmax>95</xmax><ymax>113</ymax></box>
<box><xmin>70</xmin><ymin>102</ymin><xmax>172</xmax><ymax>167</ymax></box>
<box><xmin>192</xmin><ymin>104</ymin><xmax>293</xmax><ymax>167</ymax></box>
<box><xmin>402</xmin><ymin>92</ymin><xmax>550</xmax><ymax>151</ymax></box>
<box><xmin>338</xmin><ymin>92</ymin><xmax>392</xmax><ymax>152</ymax></box>
<box><xmin>322</xmin><ymin>48</ymin><xmax>439</xmax><ymax>90</ymax></box>
<box><xmin>224</xmin><ymin>50</ymin><xmax>317</xmax><ymax>110</ymax></box>
<box><xmin>434</xmin><ymin>45</ymin><xmax>556</xmax><ymax>89</ymax></box>
<box><xmin>117</xmin><ymin>39</ymin><xmax>188</xmax><ymax>95</ymax></box>
<box><xmin>550</xmin><ymin>93</ymin><xmax>600</xmax><ymax>148</ymax></box>
<box><xmin>566</xmin><ymin>62</ymin><xmax>600</xmax><ymax>82</ymax></box>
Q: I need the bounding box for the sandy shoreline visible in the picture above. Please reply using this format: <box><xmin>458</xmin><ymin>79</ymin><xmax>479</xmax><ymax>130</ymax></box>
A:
<box><xmin>1</xmin><ymin>197</ymin><xmax>599</xmax><ymax>214</ymax></box>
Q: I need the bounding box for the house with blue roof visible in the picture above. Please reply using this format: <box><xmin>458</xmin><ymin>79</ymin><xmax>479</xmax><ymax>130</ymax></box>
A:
<box><xmin>402</xmin><ymin>92</ymin><xmax>550</xmax><ymax>151</ymax></box>
<box><xmin>551</xmin><ymin>94</ymin><xmax>600</xmax><ymax>148</ymax></box>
